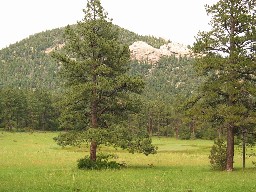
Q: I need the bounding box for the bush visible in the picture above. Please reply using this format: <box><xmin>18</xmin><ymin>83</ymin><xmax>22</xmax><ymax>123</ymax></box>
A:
<box><xmin>209</xmin><ymin>139</ymin><xmax>227</xmax><ymax>171</ymax></box>
<box><xmin>77</xmin><ymin>153</ymin><xmax>126</xmax><ymax>170</ymax></box>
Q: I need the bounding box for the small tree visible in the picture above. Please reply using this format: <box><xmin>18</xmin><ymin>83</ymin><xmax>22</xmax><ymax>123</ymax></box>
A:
<box><xmin>53</xmin><ymin>0</ymin><xmax>156</xmax><ymax>164</ymax></box>
<box><xmin>209</xmin><ymin>139</ymin><xmax>227</xmax><ymax>171</ymax></box>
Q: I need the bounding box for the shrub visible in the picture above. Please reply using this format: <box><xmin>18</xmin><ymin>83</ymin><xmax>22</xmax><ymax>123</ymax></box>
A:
<box><xmin>77</xmin><ymin>153</ymin><xmax>126</xmax><ymax>170</ymax></box>
<box><xmin>209</xmin><ymin>138</ymin><xmax>227</xmax><ymax>171</ymax></box>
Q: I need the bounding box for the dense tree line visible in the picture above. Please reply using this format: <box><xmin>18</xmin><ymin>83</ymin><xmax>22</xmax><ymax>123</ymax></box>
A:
<box><xmin>0</xmin><ymin>52</ymin><xmax>215</xmax><ymax>140</ymax></box>
<box><xmin>0</xmin><ymin>88</ymin><xmax>58</xmax><ymax>131</ymax></box>
<box><xmin>0</xmin><ymin>54</ymin><xmax>208</xmax><ymax>140</ymax></box>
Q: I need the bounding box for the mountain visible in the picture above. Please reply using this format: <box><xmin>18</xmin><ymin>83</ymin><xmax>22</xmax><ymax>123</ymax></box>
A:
<box><xmin>0</xmin><ymin>24</ymin><xmax>200</xmax><ymax>105</ymax></box>
<box><xmin>0</xmin><ymin>28</ymin><xmax>64</xmax><ymax>90</ymax></box>
<box><xmin>0</xmin><ymin>25</ymin><xmax>168</xmax><ymax>90</ymax></box>
<box><xmin>0</xmin><ymin>24</ymin><xmax>203</xmax><ymax>137</ymax></box>
<box><xmin>0</xmin><ymin>24</ymin><xmax>201</xmax><ymax>102</ymax></box>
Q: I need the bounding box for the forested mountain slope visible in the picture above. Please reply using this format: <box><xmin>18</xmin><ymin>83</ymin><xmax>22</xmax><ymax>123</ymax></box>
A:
<box><xmin>0</xmin><ymin>25</ymin><xmax>167</xmax><ymax>90</ymax></box>
<box><xmin>0</xmin><ymin>25</ymin><xmax>202</xmax><ymax>137</ymax></box>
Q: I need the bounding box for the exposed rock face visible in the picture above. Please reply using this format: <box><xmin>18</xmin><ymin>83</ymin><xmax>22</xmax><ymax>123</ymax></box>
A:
<box><xmin>129</xmin><ymin>41</ymin><xmax>161</xmax><ymax>63</ymax></box>
<box><xmin>45</xmin><ymin>41</ymin><xmax>191</xmax><ymax>64</ymax></box>
<box><xmin>44</xmin><ymin>43</ymin><xmax>65</xmax><ymax>54</ymax></box>
<box><xmin>129</xmin><ymin>41</ymin><xmax>191</xmax><ymax>64</ymax></box>
<box><xmin>160</xmin><ymin>42</ymin><xmax>190</xmax><ymax>56</ymax></box>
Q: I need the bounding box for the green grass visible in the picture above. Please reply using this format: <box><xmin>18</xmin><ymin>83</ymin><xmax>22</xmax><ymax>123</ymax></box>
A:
<box><xmin>0</xmin><ymin>132</ymin><xmax>256</xmax><ymax>192</ymax></box>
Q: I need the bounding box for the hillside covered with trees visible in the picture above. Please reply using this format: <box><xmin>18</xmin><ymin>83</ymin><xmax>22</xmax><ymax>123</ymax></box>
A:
<box><xmin>0</xmin><ymin>21</ymin><xmax>200</xmax><ymax>137</ymax></box>
<box><xmin>0</xmin><ymin>25</ymin><xmax>167</xmax><ymax>90</ymax></box>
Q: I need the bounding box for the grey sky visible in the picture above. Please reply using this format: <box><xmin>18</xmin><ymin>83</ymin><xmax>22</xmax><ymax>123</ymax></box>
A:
<box><xmin>0</xmin><ymin>0</ymin><xmax>217</xmax><ymax>49</ymax></box>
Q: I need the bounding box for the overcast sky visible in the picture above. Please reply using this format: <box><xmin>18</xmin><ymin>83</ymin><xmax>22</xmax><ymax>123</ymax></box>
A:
<box><xmin>0</xmin><ymin>0</ymin><xmax>217</xmax><ymax>49</ymax></box>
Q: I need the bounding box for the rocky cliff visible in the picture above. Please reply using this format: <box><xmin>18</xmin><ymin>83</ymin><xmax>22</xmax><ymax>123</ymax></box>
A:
<box><xmin>129</xmin><ymin>41</ymin><xmax>191</xmax><ymax>63</ymax></box>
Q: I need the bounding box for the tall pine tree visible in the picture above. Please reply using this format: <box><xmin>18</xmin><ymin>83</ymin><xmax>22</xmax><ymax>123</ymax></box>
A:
<box><xmin>53</xmin><ymin>0</ymin><xmax>156</xmax><ymax>161</ymax></box>
<box><xmin>193</xmin><ymin>0</ymin><xmax>256</xmax><ymax>171</ymax></box>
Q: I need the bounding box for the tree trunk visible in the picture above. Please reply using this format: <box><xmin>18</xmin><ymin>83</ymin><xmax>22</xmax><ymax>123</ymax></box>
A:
<box><xmin>90</xmin><ymin>99</ymin><xmax>98</xmax><ymax>161</ymax></box>
<box><xmin>217</xmin><ymin>127</ymin><xmax>222</xmax><ymax>139</ymax></box>
<box><xmin>90</xmin><ymin>72</ymin><xmax>98</xmax><ymax>161</ymax></box>
<box><xmin>91</xmin><ymin>90</ymin><xmax>98</xmax><ymax>129</ymax></box>
<box><xmin>242</xmin><ymin>128</ymin><xmax>246</xmax><ymax>170</ymax></box>
<box><xmin>91</xmin><ymin>108</ymin><xmax>98</xmax><ymax>128</ymax></box>
<box><xmin>226</xmin><ymin>2</ymin><xmax>235</xmax><ymax>172</ymax></box>
<box><xmin>190</xmin><ymin>121</ymin><xmax>195</xmax><ymax>139</ymax></box>
<box><xmin>226</xmin><ymin>124</ymin><xmax>234</xmax><ymax>171</ymax></box>
<box><xmin>147</xmin><ymin>115</ymin><xmax>153</xmax><ymax>136</ymax></box>
<box><xmin>90</xmin><ymin>140</ymin><xmax>97</xmax><ymax>161</ymax></box>
<box><xmin>174</xmin><ymin>119</ymin><xmax>180</xmax><ymax>139</ymax></box>
<box><xmin>175</xmin><ymin>127</ymin><xmax>179</xmax><ymax>139</ymax></box>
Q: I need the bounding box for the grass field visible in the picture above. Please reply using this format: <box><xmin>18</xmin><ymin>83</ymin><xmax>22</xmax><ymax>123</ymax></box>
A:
<box><xmin>1</xmin><ymin>131</ymin><xmax>256</xmax><ymax>192</ymax></box>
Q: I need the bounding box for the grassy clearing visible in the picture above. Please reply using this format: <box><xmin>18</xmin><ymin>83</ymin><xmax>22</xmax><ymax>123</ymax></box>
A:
<box><xmin>0</xmin><ymin>132</ymin><xmax>256</xmax><ymax>192</ymax></box>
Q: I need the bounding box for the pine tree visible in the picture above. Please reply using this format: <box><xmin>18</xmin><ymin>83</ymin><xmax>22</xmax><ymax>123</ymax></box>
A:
<box><xmin>53</xmin><ymin>0</ymin><xmax>156</xmax><ymax>162</ymax></box>
<box><xmin>0</xmin><ymin>88</ymin><xmax>28</xmax><ymax>131</ymax></box>
<box><xmin>193</xmin><ymin>0</ymin><xmax>256</xmax><ymax>171</ymax></box>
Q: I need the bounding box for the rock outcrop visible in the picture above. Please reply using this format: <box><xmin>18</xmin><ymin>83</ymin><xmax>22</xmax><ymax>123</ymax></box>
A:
<box><xmin>45</xmin><ymin>41</ymin><xmax>191</xmax><ymax>64</ymax></box>
<box><xmin>129</xmin><ymin>41</ymin><xmax>191</xmax><ymax>64</ymax></box>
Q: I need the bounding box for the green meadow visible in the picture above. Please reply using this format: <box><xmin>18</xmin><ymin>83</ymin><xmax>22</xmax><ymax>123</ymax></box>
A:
<box><xmin>1</xmin><ymin>132</ymin><xmax>256</xmax><ymax>192</ymax></box>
